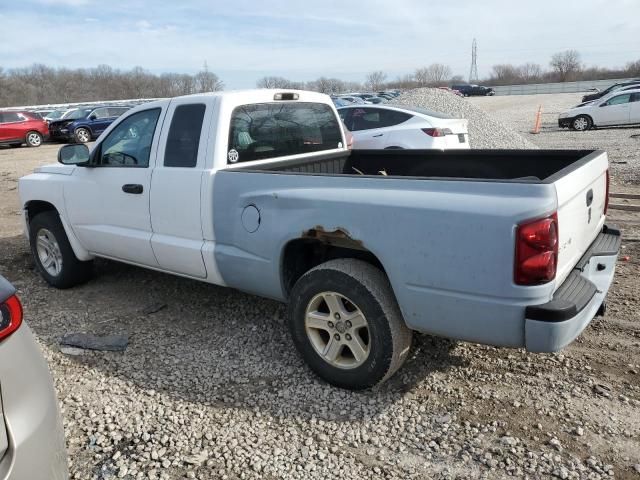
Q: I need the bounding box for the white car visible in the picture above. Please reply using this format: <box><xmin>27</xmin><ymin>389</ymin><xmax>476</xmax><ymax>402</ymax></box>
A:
<box><xmin>338</xmin><ymin>104</ymin><xmax>469</xmax><ymax>150</ymax></box>
<box><xmin>559</xmin><ymin>88</ymin><xmax>640</xmax><ymax>131</ymax></box>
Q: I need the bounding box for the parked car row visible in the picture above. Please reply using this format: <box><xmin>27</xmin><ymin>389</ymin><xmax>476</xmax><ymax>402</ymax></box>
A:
<box><xmin>559</xmin><ymin>87</ymin><xmax>640</xmax><ymax>131</ymax></box>
<box><xmin>0</xmin><ymin>104</ymin><xmax>134</xmax><ymax>148</ymax></box>
<box><xmin>451</xmin><ymin>84</ymin><xmax>495</xmax><ymax>96</ymax></box>
<box><xmin>331</xmin><ymin>90</ymin><xmax>401</xmax><ymax>108</ymax></box>
<box><xmin>581</xmin><ymin>79</ymin><xmax>640</xmax><ymax>102</ymax></box>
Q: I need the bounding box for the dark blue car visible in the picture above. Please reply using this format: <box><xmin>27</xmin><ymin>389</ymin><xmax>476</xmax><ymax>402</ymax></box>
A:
<box><xmin>48</xmin><ymin>105</ymin><xmax>131</xmax><ymax>143</ymax></box>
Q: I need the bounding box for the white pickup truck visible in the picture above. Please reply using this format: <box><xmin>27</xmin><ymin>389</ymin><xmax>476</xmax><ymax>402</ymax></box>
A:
<box><xmin>19</xmin><ymin>90</ymin><xmax>620</xmax><ymax>390</ymax></box>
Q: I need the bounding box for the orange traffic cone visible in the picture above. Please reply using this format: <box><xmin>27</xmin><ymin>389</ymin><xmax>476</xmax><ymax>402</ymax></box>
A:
<box><xmin>531</xmin><ymin>105</ymin><xmax>542</xmax><ymax>134</ymax></box>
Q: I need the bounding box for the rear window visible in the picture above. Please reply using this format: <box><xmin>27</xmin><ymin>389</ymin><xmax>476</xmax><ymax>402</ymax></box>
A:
<box><xmin>227</xmin><ymin>102</ymin><xmax>343</xmax><ymax>163</ymax></box>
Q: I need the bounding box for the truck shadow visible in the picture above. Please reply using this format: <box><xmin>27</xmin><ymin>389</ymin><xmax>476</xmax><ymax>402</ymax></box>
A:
<box><xmin>0</xmin><ymin>234</ymin><xmax>466</xmax><ymax>422</ymax></box>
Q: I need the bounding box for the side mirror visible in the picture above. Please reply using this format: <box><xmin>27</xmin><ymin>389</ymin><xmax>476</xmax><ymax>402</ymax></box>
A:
<box><xmin>89</xmin><ymin>114</ymin><xmax>97</xmax><ymax>120</ymax></box>
<box><xmin>58</xmin><ymin>143</ymin><xmax>91</xmax><ymax>166</ymax></box>
<box><xmin>599</xmin><ymin>102</ymin><xmax>608</xmax><ymax>107</ymax></box>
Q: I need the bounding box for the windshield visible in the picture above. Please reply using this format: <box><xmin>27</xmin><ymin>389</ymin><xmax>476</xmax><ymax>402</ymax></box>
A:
<box><xmin>62</xmin><ymin>108</ymin><xmax>93</xmax><ymax>120</ymax></box>
<box><xmin>46</xmin><ymin>110</ymin><xmax>65</xmax><ymax>120</ymax></box>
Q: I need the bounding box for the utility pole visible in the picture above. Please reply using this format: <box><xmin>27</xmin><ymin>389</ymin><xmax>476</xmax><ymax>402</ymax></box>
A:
<box><xmin>469</xmin><ymin>38</ymin><xmax>479</xmax><ymax>83</ymax></box>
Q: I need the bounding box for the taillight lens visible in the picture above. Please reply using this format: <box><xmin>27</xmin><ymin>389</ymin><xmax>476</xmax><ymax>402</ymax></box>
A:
<box><xmin>0</xmin><ymin>294</ymin><xmax>23</xmax><ymax>340</ymax></box>
<box><xmin>421</xmin><ymin>128</ymin><xmax>453</xmax><ymax>137</ymax></box>
<box><xmin>604</xmin><ymin>169</ymin><xmax>610</xmax><ymax>215</ymax></box>
<box><xmin>515</xmin><ymin>213</ymin><xmax>558</xmax><ymax>285</ymax></box>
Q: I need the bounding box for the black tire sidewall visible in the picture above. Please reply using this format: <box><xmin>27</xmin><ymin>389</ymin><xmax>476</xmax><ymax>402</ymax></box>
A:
<box><xmin>29</xmin><ymin>212</ymin><xmax>90</xmax><ymax>288</ymax></box>
<box><xmin>288</xmin><ymin>268</ymin><xmax>394</xmax><ymax>390</ymax></box>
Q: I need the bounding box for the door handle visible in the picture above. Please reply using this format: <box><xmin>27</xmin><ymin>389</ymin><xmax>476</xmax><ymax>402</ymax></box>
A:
<box><xmin>122</xmin><ymin>184</ymin><xmax>143</xmax><ymax>194</ymax></box>
<box><xmin>372</xmin><ymin>133</ymin><xmax>384</xmax><ymax>137</ymax></box>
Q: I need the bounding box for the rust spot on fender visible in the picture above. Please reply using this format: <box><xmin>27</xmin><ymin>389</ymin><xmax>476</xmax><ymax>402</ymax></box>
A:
<box><xmin>302</xmin><ymin>226</ymin><xmax>366</xmax><ymax>250</ymax></box>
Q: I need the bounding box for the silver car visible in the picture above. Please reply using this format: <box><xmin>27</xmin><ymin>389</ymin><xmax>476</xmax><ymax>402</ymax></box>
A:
<box><xmin>0</xmin><ymin>275</ymin><xmax>68</xmax><ymax>479</ymax></box>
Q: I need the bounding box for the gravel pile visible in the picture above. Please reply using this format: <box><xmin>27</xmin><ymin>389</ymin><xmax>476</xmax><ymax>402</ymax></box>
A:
<box><xmin>391</xmin><ymin>88</ymin><xmax>538</xmax><ymax>149</ymax></box>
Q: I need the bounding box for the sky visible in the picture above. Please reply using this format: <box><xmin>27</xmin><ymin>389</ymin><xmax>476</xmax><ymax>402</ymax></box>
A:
<box><xmin>0</xmin><ymin>0</ymin><xmax>639</xmax><ymax>89</ymax></box>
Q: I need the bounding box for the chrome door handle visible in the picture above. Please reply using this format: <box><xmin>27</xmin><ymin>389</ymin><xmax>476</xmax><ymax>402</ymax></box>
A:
<box><xmin>373</xmin><ymin>134</ymin><xmax>383</xmax><ymax>137</ymax></box>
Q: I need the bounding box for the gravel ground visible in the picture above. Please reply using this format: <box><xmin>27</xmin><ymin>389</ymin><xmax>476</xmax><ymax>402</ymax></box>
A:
<box><xmin>391</xmin><ymin>88</ymin><xmax>538</xmax><ymax>149</ymax></box>
<box><xmin>1</xmin><ymin>96</ymin><xmax>640</xmax><ymax>479</ymax></box>
<box><xmin>468</xmin><ymin>93</ymin><xmax>640</xmax><ymax>185</ymax></box>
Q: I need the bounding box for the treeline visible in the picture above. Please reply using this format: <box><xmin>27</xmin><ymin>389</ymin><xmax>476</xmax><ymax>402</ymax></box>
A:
<box><xmin>0</xmin><ymin>64</ymin><xmax>223</xmax><ymax>107</ymax></box>
<box><xmin>2</xmin><ymin>50</ymin><xmax>639</xmax><ymax>107</ymax></box>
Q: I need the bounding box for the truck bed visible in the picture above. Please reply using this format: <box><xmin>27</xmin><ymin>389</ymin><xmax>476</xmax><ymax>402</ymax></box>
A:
<box><xmin>234</xmin><ymin>149</ymin><xmax>601</xmax><ymax>183</ymax></box>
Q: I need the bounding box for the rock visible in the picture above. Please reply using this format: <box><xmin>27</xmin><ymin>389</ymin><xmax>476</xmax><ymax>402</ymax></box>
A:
<box><xmin>549</xmin><ymin>438</ymin><xmax>562</xmax><ymax>451</ymax></box>
<box><xmin>184</xmin><ymin>450</ymin><xmax>208</xmax><ymax>466</ymax></box>
<box><xmin>59</xmin><ymin>333</ymin><xmax>129</xmax><ymax>352</ymax></box>
<box><xmin>500</xmin><ymin>436</ymin><xmax>518</xmax><ymax>447</ymax></box>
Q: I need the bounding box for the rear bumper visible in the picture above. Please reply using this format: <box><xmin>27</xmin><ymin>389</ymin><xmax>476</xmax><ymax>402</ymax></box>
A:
<box><xmin>558</xmin><ymin>118</ymin><xmax>572</xmax><ymax>128</ymax></box>
<box><xmin>0</xmin><ymin>326</ymin><xmax>68</xmax><ymax>480</ymax></box>
<box><xmin>525</xmin><ymin>225</ymin><xmax>621</xmax><ymax>352</ymax></box>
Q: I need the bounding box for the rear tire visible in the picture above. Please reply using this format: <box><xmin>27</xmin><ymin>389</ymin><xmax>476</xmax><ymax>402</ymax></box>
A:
<box><xmin>29</xmin><ymin>211</ymin><xmax>93</xmax><ymax>289</ymax></box>
<box><xmin>287</xmin><ymin>259</ymin><xmax>412</xmax><ymax>390</ymax></box>
<box><xmin>25</xmin><ymin>131</ymin><xmax>43</xmax><ymax>147</ymax></box>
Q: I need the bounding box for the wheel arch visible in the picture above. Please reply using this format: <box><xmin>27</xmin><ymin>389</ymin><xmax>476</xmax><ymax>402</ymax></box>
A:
<box><xmin>280</xmin><ymin>227</ymin><xmax>389</xmax><ymax>299</ymax></box>
<box><xmin>24</xmin><ymin>200</ymin><xmax>93</xmax><ymax>261</ymax></box>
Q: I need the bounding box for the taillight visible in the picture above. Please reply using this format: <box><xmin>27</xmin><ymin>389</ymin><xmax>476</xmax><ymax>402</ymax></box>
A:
<box><xmin>604</xmin><ymin>169</ymin><xmax>610</xmax><ymax>215</ymax></box>
<box><xmin>515</xmin><ymin>213</ymin><xmax>558</xmax><ymax>285</ymax></box>
<box><xmin>0</xmin><ymin>294</ymin><xmax>23</xmax><ymax>340</ymax></box>
<box><xmin>421</xmin><ymin>128</ymin><xmax>453</xmax><ymax>137</ymax></box>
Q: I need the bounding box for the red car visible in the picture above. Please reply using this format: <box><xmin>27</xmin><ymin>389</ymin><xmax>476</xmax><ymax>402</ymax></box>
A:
<box><xmin>0</xmin><ymin>111</ymin><xmax>48</xmax><ymax>148</ymax></box>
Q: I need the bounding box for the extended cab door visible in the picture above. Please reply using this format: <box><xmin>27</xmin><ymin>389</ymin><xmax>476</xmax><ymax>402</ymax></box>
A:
<box><xmin>149</xmin><ymin>99</ymin><xmax>212</xmax><ymax>278</ymax></box>
<box><xmin>595</xmin><ymin>93</ymin><xmax>632</xmax><ymax>125</ymax></box>
<box><xmin>64</xmin><ymin>107</ymin><xmax>164</xmax><ymax>266</ymax></box>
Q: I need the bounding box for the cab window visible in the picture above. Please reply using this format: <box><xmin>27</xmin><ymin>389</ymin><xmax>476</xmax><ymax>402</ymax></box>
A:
<box><xmin>228</xmin><ymin>102</ymin><xmax>342</xmax><ymax>163</ymax></box>
<box><xmin>97</xmin><ymin>109</ymin><xmax>161</xmax><ymax>167</ymax></box>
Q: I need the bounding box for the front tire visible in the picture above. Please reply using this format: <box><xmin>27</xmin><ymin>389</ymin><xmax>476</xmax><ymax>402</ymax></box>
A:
<box><xmin>571</xmin><ymin>115</ymin><xmax>592</xmax><ymax>131</ymax></box>
<box><xmin>74</xmin><ymin>127</ymin><xmax>91</xmax><ymax>143</ymax></box>
<box><xmin>29</xmin><ymin>211</ymin><xmax>93</xmax><ymax>288</ymax></box>
<box><xmin>25</xmin><ymin>131</ymin><xmax>43</xmax><ymax>147</ymax></box>
<box><xmin>287</xmin><ymin>259</ymin><xmax>412</xmax><ymax>390</ymax></box>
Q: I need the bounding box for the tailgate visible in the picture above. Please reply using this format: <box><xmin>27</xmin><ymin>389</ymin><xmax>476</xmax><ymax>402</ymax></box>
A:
<box><xmin>554</xmin><ymin>152</ymin><xmax>609</xmax><ymax>286</ymax></box>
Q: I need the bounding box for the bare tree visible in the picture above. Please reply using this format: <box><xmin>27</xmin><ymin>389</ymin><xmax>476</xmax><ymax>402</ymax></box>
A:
<box><xmin>306</xmin><ymin>77</ymin><xmax>345</xmax><ymax>94</ymax></box>
<box><xmin>256</xmin><ymin>76</ymin><xmax>298</xmax><ymax>89</ymax></box>
<box><xmin>365</xmin><ymin>71</ymin><xmax>387</xmax><ymax>91</ymax></box>
<box><xmin>626</xmin><ymin>59</ymin><xmax>640</xmax><ymax>77</ymax></box>
<box><xmin>490</xmin><ymin>64</ymin><xmax>521</xmax><ymax>84</ymax></box>
<box><xmin>194</xmin><ymin>62</ymin><xmax>223</xmax><ymax>93</ymax></box>
<box><xmin>414</xmin><ymin>64</ymin><xmax>452</xmax><ymax>86</ymax></box>
<box><xmin>550</xmin><ymin>50</ymin><xmax>582</xmax><ymax>82</ymax></box>
<box><xmin>518</xmin><ymin>63</ymin><xmax>543</xmax><ymax>82</ymax></box>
